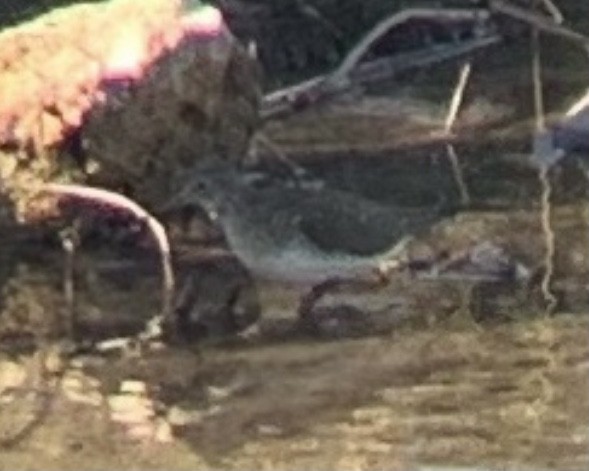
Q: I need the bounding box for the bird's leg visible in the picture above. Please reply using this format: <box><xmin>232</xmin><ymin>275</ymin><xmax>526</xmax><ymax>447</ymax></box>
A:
<box><xmin>298</xmin><ymin>278</ymin><xmax>344</xmax><ymax>328</ymax></box>
<box><xmin>172</xmin><ymin>273</ymin><xmax>199</xmax><ymax>341</ymax></box>
<box><xmin>298</xmin><ymin>276</ymin><xmax>390</xmax><ymax>332</ymax></box>
<box><xmin>59</xmin><ymin>221</ymin><xmax>81</xmax><ymax>342</ymax></box>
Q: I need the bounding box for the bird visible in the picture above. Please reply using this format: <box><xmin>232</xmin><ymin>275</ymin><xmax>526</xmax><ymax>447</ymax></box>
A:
<box><xmin>163</xmin><ymin>162</ymin><xmax>452</xmax><ymax>330</ymax></box>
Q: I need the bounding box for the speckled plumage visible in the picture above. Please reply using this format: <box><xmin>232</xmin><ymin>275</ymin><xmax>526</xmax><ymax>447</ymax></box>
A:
<box><xmin>172</xmin><ymin>166</ymin><xmax>446</xmax><ymax>285</ymax></box>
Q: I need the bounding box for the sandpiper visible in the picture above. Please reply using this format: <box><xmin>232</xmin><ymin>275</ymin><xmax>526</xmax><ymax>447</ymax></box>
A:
<box><xmin>165</xmin><ymin>162</ymin><xmax>452</xmax><ymax>328</ymax></box>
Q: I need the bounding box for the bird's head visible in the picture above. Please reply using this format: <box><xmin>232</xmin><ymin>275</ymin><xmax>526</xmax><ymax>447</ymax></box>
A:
<box><xmin>189</xmin><ymin>169</ymin><xmax>239</xmax><ymax>220</ymax></box>
<box><xmin>164</xmin><ymin>161</ymin><xmax>260</xmax><ymax>221</ymax></box>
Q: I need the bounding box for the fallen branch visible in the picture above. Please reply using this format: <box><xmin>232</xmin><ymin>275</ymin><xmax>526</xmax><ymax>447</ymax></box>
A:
<box><xmin>565</xmin><ymin>88</ymin><xmax>589</xmax><ymax>118</ymax></box>
<box><xmin>347</xmin><ymin>36</ymin><xmax>499</xmax><ymax>87</ymax></box>
<box><xmin>261</xmin><ymin>8</ymin><xmax>499</xmax><ymax>120</ymax></box>
<box><xmin>331</xmin><ymin>8</ymin><xmax>491</xmax><ymax>83</ymax></box>
<box><xmin>261</xmin><ymin>37</ymin><xmax>500</xmax><ymax>120</ymax></box>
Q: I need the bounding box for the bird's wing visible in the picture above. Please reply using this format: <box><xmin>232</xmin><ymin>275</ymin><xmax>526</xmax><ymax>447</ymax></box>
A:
<box><xmin>296</xmin><ymin>190</ymin><xmax>442</xmax><ymax>257</ymax></box>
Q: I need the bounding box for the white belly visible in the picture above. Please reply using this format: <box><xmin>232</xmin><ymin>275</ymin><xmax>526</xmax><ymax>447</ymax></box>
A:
<box><xmin>237</xmin><ymin>248</ymin><xmax>377</xmax><ymax>285</ymax></box>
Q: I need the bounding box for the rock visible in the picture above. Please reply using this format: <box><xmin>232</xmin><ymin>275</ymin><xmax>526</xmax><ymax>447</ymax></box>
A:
<box><xmin>0</xmin><ymin>0</ymin><xmax>261</xmax><ymax>221</ymax></box>
<box><xmin>167</xmin><ymin>405</ymin><xmax>205</xmax><ymax>426</ymax></box>
<box><xmin>108</xmin><ymin>393</ymin><xmax>155</xmax><ymax>423</ymax></box>
<box><xmin>60</xmin><ymin>368</ymin><xmax>104</xmax><ymax>407</ymax></box>
<box><xmin>0</xmin><ymin>0</ymin><xmax>262</xmax><ymax>347</ymax></box>
<box><xmin>83</xmin><ymin>2</ymin><xmax>262</xmax><ymax>208</ymax></box>
<box><xmin>120</xmin><ymin>379</ymin><xmax>148</xmax><ymax>395</ymax></box>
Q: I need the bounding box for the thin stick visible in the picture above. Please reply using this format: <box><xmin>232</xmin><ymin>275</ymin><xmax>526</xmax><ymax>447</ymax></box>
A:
<box><xmin>445</xmin><ymin>62</ymin><xmax>472</xmax><ymax>134</ymax></box>
<box><xmin>446</xmin><ymin>143</ymin><xmax>470</xmax><ymax>206</ymax></box>
<box><xmin>334</xmin><ymin>8</ymin><xmax>490</xmax><ymax>82</ymax></box>
<box><xmin>60</xmin><ymin>226</ymin><xmax>78</xmax><ymax>340</ymax></box>
<box><xmin>0</xmin><ymin>346</ymin><xmax>55</xmax><ymax>449</ymax></box>
<box><xmin>532</xmin><ymin>30</ymin><xmax>546</xmax><ymax>132</ymax></box>
<box><xmin>43</xmin><ymin>183</ymin><xmax>175</xmax><ymax>328</ymax></box>
<box><xmin>565</xmin><ymin>88</ymin><xmax>589</xmax><ymax>117</ymax></box>
<box><xmin>531</xmin><ymin>28</ymin><xmax>558</xmax><ymax>313</ymax></box>
<box><xmin>444</xmin><ymin>62</ymin><xmax>472</xmax><ymax>206</ymax></box>
<box><xmin>262</xmin><ymin>7</ymin><xmax>499</xmax><ymax>120</ymax></box>
<box><xmin>538</xmin><ymin>166</ymin><xmax>557</xmax><ymax>312</ymax></box>
<box><xmin>540</xmin><ymin>0</ymin><xmax>563</xmax><ymax>23</ymax></box>
<box><xmin>489</xmin><ymin>0</ymin><xmax>587</xmax><ymax>44</ymax></box>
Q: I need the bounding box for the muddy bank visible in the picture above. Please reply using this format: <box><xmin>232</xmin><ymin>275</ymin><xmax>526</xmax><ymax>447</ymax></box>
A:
<box><xmin>0</xmin><ymin>161</ymin><xmax>588</xmax><ymax>470</ymax></box>
<box><xmin>0</xmin><ymin>314</ymin><xmax>588</xmax><ymax>470</ymax></box>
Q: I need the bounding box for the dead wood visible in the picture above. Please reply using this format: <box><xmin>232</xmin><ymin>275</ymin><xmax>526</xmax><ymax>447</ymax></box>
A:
<box><xmin>261</xmin><ymin>7</ymin><xmax>500</xmax><ymax>120</ymax></box>
<box><xmin>489</xmin><ymin>0</ymin><xmax>589</xmax><ymax>44</ymax></box>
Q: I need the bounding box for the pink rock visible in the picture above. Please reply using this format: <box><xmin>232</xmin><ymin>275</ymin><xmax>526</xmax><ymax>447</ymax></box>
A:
<box><xmin>182</xmin><ymin>5</ymin><xmax>225</xmax><ymax>38</ymax></box>
<box><xmin>102</xmin><ymin>25</ymin><xmax>151</xmax><ymax>82</ymax></box>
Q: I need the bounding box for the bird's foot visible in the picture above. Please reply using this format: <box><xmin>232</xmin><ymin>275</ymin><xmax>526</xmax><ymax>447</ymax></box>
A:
<box><xmin>296</xmin><ymin>277</ymin><xmax>388</xmax><ymax>337</ymax></box>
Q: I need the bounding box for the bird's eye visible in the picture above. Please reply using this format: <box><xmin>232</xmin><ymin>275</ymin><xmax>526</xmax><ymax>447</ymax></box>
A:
<box><xmin>195</xmin><ymin>179</ymin><xmax>208</xmax><ymax>192</ymax></box>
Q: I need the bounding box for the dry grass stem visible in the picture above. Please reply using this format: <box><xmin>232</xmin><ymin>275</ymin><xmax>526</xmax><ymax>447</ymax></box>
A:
<box><xmin>444</xmin><ymin>62</ymin><xmax>472</xmax><ymax>206</ymax></box>
<box><xmin>530</xmin><ymin>25</ymin><xmax>557</xmax><ymax>312</ymax></box>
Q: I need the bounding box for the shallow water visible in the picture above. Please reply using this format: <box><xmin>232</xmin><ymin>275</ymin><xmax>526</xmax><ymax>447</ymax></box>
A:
<box><xmin>1</xmin><ymin>0</ymin><xmax>589</xmax><ymax>467</ymax></box>
<box><xmin>0</xmin><ymin>140</ymin><xmax>588</xmax><ymax>469</ymax></box>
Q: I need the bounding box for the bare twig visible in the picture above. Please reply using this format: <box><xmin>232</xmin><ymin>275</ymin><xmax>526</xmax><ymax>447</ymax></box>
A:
<box><xmin>532</xmin><ymin>30</ymin><xmax>546</xmax><ymax>132</ymax></box>
<box><xmin>349</xmin><ymin>36</ymin><xmax>499</xmax><ymax>86</ymax></box>
<box><xmin>539</xmin><ymin>0</ymin><xmax>563</xmax><ymax>23</ymax></box>
<box><xmin>42</xmin><ymin>183</ymin><xmax>175</xmax><ymax>328</ymax></box>
<box><xmin>444</xmin><ymin>62</ymin><xmax>472</xmax><ymax>206</ymax></box>
<box><xmin>295</xmin><ymin>0</ymin><xmax>343</xmax><ymax>39</ymax></box>
<box><xmin>261</xmin><ymin>8</ymin><xmax>499</xmax><ymax>120</ymax></box>
<box><xmin>59</xmin><ymin>224</ymin><xmax>80</xmax><ymax>340</ymax></box>
<box><xmin>444</xmin><ymin>63</ymin><xmax>472</xmax><ymax>134</ymax></box>
<box><xmin>538</xmin><ymin>166</ymin><xmax>557</xmax><ymax>312</ymax></box>
<box><xmin>446</xmin><ymin>143</ymin><xmax>471</xmax><ymax>207</ymax></box>
<box><xmin>332</xmin><ymin>8</ymin><xmax>490</xmax><ymax>82</ymax></box>
<box><xmin>530</xmin><ymin>26</ymin><xmax>558</xmax><ymax>313</ymax></box>
<box><xmin>262</xmin><ymin>37</ymin><xmax>499</xmax><ymax>121</ymax></box>
<box><xmin>490</xmin><ymin>0</ymin><xmax>588</xmax><ymax>45</ymax></box>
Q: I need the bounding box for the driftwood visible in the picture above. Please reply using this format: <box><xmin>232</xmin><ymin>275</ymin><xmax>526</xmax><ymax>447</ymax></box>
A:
<box><xmin>260</xmin><ymin>2</ymin><xmax>589</xmax><ymax>122</ymax></box>
<box><xmin>261</xmin><ymin>8</ymin><xmax>500</xmax><ymax>120</ymax></box>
